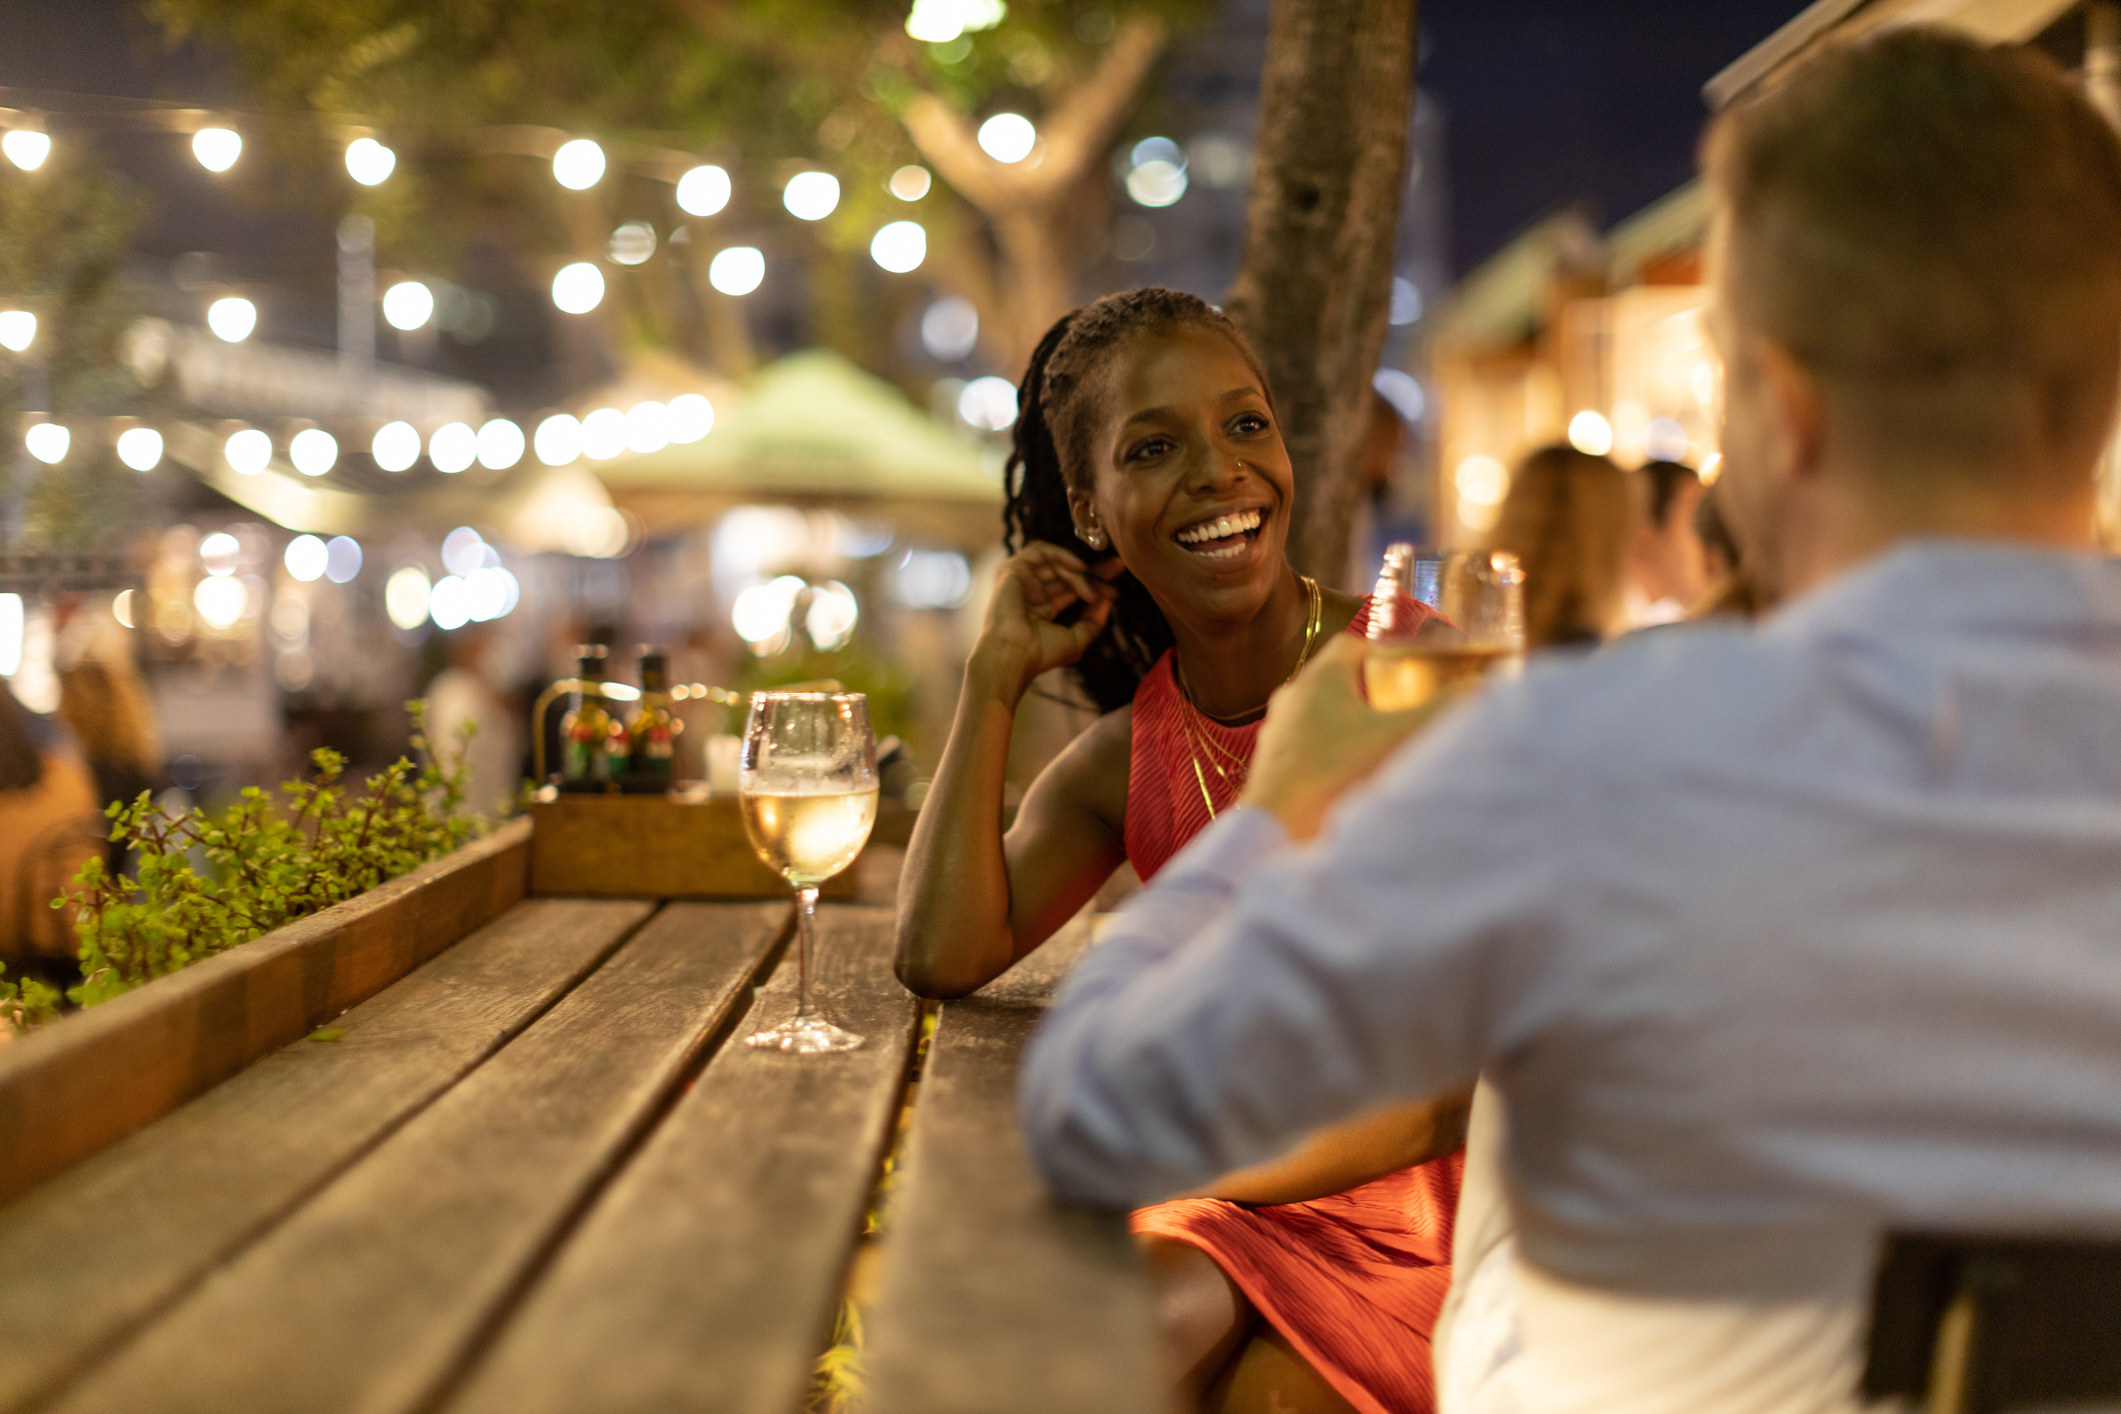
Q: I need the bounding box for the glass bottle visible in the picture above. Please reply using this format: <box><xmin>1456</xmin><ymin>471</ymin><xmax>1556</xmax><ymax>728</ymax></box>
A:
<box><xmin>626</xmin><ymin>649</ymin><xmax>682</xmax><ymax>782</ymax></box>
<box><xmin>559</xmin><ymin>645</ymin><xmax>626</xmax><ymax>784</ymax></box>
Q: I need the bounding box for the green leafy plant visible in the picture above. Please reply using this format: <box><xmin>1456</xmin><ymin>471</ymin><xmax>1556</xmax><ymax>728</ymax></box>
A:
<box><xmin>0</xmin><ymin>705</ymin><xmax>476</xmax><ymax>1034</ymax></box>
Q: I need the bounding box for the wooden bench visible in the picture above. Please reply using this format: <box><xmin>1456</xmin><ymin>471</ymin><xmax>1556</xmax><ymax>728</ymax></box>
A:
<box><xmin>0</xmin><ymin>816</ymin><xmax>1160</xmax><ymax>1414</ymax></box>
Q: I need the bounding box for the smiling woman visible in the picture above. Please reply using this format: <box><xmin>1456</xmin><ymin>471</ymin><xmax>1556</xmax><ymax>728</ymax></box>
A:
<box><xmin>895</xmin><ymin>287</ymin><xmax>1467</xmax><ymax>1414</ymax></box>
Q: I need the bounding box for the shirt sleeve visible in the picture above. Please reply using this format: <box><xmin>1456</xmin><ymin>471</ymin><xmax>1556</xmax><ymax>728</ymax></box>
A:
<box><xmin>1018</xmin><ymin>687</ymin><xmax>1567</xmax><ymax>1209</ymax></box>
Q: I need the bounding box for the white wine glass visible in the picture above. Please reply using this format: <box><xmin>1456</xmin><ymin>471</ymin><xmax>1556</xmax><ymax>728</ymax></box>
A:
<box><xmin>1365</xmin><ymin>549</ymin><xmax>1527</xmax><ymax>711</ymax></box>
<box><xmin>739</xmin><ymin>691</ymin><xmax>880</xmax><ymax>1054</ymax></box>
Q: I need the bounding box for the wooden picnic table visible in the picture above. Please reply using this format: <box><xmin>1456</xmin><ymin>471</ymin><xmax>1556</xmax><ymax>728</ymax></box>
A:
<box><xmin>0</xmin><ymin>823</ymin><xmax>1161</xmax><ymax>1414</ymax></box>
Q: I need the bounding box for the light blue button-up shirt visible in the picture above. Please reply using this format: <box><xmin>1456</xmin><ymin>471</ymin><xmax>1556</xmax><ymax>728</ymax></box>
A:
<box><xmin>1021</xmin><ymin>542</ymin><xmax>2121</xmax><ymax>1315</ymax></box>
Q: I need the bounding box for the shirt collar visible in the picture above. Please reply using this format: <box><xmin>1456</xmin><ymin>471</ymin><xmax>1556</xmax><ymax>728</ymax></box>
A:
<box><xmin>1767</xmin><ymin>539</ymin><xmax>2121</xmax><ymax>642</ymax></box>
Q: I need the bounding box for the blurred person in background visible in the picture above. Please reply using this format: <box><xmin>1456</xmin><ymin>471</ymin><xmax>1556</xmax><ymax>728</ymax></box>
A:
<box><xmin>1487</xmin><ymin>444</ymin><xmax>1633</xmax><ymax>648</ymax></box>
<box><xmin>0</xmin><ymin>682</ymin><xmax>100</xmax><ymax>971</ymax></box>
<box><xmin>425</xmin><ymin>624</ymin><xmax>525</xmax><ymax>817</ymax></box>
<box><xmin>1625</xmin><ymin>459</ymin><xmax>1712</xmax><ymax>625</ymax></box>
<box><xmin>1694</xmin><ymin>479</ymin><xmax>1767</xmax><ymax>618</ymax></box>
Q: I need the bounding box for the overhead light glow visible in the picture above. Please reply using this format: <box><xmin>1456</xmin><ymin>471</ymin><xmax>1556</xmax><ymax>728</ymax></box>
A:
<box><xmin>1372</xmin><ymin>368</ymin><xmax>1426</xmax><ymax>423</ymax></box>
<box><xmin>534</xmin><ymin>413</ymin><xmax>584</xmax><ymax>465</ymax></box>
<box><xmin>904</xmin><ymin>0</ymin><xmax>1007</xmax><ymax>44</ymax></box>
<box><xmin>1125</xmin><ymin>158</ymin><xmax>1187</xmax><ymax>208</ymax></box>
<box><xmin>805</xmin><ymin>580</ymin><xmax>859</xmax><ymax>650</ymax></box>
<box><xmin>193</xmin><ymin>575</ymin><xmax>246</xmax><ymax>630</ymax></box>
<box><xmin>976</xmin><ymin>113</ymin><xmax>1036</xmax><ymax>165</ymax></box>
<box><xmin>284</xmin><ymin>534</ymin><xmax>329</xmax><ymax>582</ymax></box>
<box><xmin>345</xmin><ymin>136</ymin><xmax>396</xmax><ymax>186</ymax></box>
<box><xmin>668</xmin><ymin>393</ymin><xmax>714</xmax><ymax>444</ymax></box>
<box><xmin>384</xmin><ymin>566</ymin><xmax>432</xmax><ymax>630</ymax></box>
<box><xmin>921</xmin><ymin>297</ymin><xmax>978</xmax><ymax>361</ymax></box>
<box><xmin>207</xmin><ymin>296</ymin><xmax>258</xmax><ymax>343</ymax></box>
<box><xmin>116</xmin><ymin>426</ymin><xmax>164</xmax><ymax>471</ymax></box>
<box><xmin>476</xmin><ymin>418</ymin><xmax>525</xmax><ymax>470</ymax></box>
<box><xmin>382</xmin><ymin>280</ymin><xmax>434</xmax><ymax>331</ymax></box>
<box><xmin>708</xmin><ymin>246</ymin><xmax>764</xmax><ymax>296</ymax></box>
<box><xmin>957</xmin><ymin>375</ymin><xmax>1018</xmax><ymax>432</ymax></box>
<box><xmin>888</xmin><ymin>165</ymin><xmax>932</xmax><ymax>201</ymax></box>
<box><xmin>732</xmin><ymin>575</ymin><xmax>805</xmax><ymax>646</ymax></box>
<box><xmin>290</xmin><ymin>427</ymin><xmax>338</xmax><ymax>477</ymax></box>
<box><xmin>1455</xmin><ymin>455</ymin><xmax>1508</xmax><ymax>507</ymax></box>
<box><xmin>441</xmin><ymin>526</ymin><xmax>486</xmax><ymax>578</ymax></box>
<box><xmin>625</xmin><ymin>401</ymin><xmax>670</xmax><ymax>454</ymax></box>
<box><xmin>1645</xmin><ymin>417</ymin><xmax>1690</xmax><ymax>463</ymax></box>
<box><xmin>609</xmin><ymin>221</ymin><xmax>656</xmax><ymax>266</ymax></box>
<box><xmin>199</xmin><ymin>532</ymin><xmax>240</xmax><ymax>576</ymax></box>
<box><xmin>676</xmin><ymin>164</ymin><xmax>731</xmax><ymax>217</ymax></box>
<box><xmin>0</xmin><ymin>593</ymin><xmax>19</xmax><ymax>675</ymax></box>
<box><xmin>0</xmin><ymin>310</ymin><xmax>35</xmax><ymax>352</ymax></box>
<box><xmin>429</xmin><ymin>421</ymin><xmax>477</xmax><ymax>474</ymax></box>
<box><xmin>191</xmin><ymin>127</ymin><xmax>242</xmax><ymax>173</ymax></box>
<box><xmin>870</xmin><ymin>220</ymin><xmax>927</xmax><ymax>273</ymax></box>
<box><xmin>1567</xmin><ymin>410</ymin><xmax>1615</xmax><ymax>457</ymax></box>
<box><xmin>551</xmin><ymin>261</ymin><xmax>605</xmax><ymax>314</ymax></box>
<box><xmin>324</xmin><ymin>535</ymin><xmax>363</xmax><ymax>584</ymax></box>
<box><xmin>782</xmin><ymin>171</ymin><xmax>840</xmax><ymax>221</ymax></box>
<box><xmin>2</xmin><ymin>130</ymin><xmax>51</xmax><ymax>172</ymax></box>
<box><xmin>466</xmin><ymin>566</ymin><xmax>518</xmax><ymax>622</ymax></box>
<box><xmin>552</xmin><ymin>138</ymin><xmax>607</xmax><ymax>191</ymax></box>
<box><xmin>112</xmin><ymin>589</ymin><xmax>134</xmax><ymax>629</ymax></box>
<box><xmin>23</xmin><ymin>423</ymin><xmax>68</xmax><ymax>465</ymax></box>
<box><xmin>225</xmin><ymin>427</ymin><xmax>272</xmax><ymax>475</ymax></box>
<box><xmin>428</xmin><ymin>575</ymin><xmax>471</xmax><ymax>630</ymax></box>
<box><xmin>1389</xmin><ymin>277</ymin><xmax>1423</xmax><ymax>326</ymax></box>
<box><xmin>581</xmin><ymin>407</ymin><xmax>627</xmax><ymax>460</ymax></box>
<box><xmin>372</xmin><ymin>420</ymin><xmax>421</xmax><ymax>472</ymax></box>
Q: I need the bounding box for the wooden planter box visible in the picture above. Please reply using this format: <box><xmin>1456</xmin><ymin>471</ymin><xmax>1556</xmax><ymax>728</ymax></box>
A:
<box><xmin>528</xmin><ymin>793</ymin><xmax>914</xmax><ymax>900</ymax></box>
<box><xmin>0</xmin><ymin>819</ymin><xmax>532</xmax><ymax>1204</ymax></box>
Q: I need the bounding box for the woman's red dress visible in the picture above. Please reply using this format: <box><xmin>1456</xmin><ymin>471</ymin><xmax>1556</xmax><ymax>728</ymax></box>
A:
<box><xmin>1121</xmin><ymin>605</ymin><xmax>1464</xmax><ymax>1414</ymax></box>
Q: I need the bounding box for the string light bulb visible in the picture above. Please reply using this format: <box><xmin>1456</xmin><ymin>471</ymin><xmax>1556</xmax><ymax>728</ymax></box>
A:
<box><xmin>344</xmin><ymin>136</ymin><xmax>396</xmax><ymax>186</ymax></box>
<box><xmin>552</xmin><ymin>138</ymin><xmax>606</xmax><ymax>190</ymax></box>
<box><xmin>192</xmin><ymin>127</ymin><xmax>242</xmax><ymax>172</ymax></box>
<box><xmin>3</xmin><ymin>130</ymin><xmax>51</xmax><ymax>171</ymax></box>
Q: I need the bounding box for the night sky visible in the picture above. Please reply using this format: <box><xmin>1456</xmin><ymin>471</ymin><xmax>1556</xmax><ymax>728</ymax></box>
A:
<box><xmin>1420</xmin><ymin>0</ymin><xmax>1802</xmax><ymax>272</ymax></box>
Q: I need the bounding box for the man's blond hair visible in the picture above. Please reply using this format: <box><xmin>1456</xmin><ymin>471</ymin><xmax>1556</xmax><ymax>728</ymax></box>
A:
<box><xmin>1704</xmin><ymin>29</ymin><xmax>2121</xmax><ymax>477</ymax></box>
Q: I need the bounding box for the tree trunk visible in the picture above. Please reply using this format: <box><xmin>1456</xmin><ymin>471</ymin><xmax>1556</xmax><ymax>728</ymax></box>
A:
<box><xmin>1224</xmin><ymin>0</ymin><xmax>1417</xmax><ymax>586</ymax></box>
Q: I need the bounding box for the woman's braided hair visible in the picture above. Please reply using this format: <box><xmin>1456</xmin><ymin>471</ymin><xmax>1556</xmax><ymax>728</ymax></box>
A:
<box><xmin>1002</xmin><ymin>287</ymin><xmax>1272</xmax><ymax>713</ymax></box>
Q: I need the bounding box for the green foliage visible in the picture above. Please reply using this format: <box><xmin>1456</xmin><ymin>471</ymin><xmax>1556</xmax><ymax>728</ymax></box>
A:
<box><xmin>0</xmin><ymin>706</ymin><xmax>475</xmax><ymax>1033</ymax></box>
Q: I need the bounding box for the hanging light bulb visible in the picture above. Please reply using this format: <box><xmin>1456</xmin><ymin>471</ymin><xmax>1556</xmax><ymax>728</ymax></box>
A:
<box><xmin>192</xmin><ymin>127</ymin><xmax>242</xmax><ymax>172</ymax></box>
<box><xmin>344</xmin><ymin>136</ymin><xmax>396</xmax><ymax>186</ymax></box>
<box><xmin>552</xmin><ymin>138</ymin><xmax>607</xmax><ymax>190</ymax></box>
<box><xmin>2</xmin><ymin>129</ymin><xmax>51</xmax><ymax>171</ymax></box>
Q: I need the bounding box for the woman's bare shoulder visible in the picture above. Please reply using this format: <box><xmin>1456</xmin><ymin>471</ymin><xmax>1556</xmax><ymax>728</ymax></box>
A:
<box><xmin>1322</xmin><ymin>585</ymin><xmax>1365</xmax><ymax>635</ymax></box>
<box><xmin>1017</xmin><ymin>702</ymin><xmax>1132</xmax><ymax>842</ymax></box>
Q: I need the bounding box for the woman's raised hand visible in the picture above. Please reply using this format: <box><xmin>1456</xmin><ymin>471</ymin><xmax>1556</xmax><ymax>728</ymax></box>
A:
<box><xmin>971</xmin><ymin>542</ymin><xmax>1125</xmax><ymax>701</ymax></box>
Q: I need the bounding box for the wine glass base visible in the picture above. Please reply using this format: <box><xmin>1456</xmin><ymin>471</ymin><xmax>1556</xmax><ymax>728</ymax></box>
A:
<box><xmin>745</xmin><ymin>1015</ymin><xmax>865</xmax><ymax>1054</ymax></box>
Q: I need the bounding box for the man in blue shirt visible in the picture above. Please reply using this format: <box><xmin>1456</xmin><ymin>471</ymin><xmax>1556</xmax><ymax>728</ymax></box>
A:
<box><xmin>1021</xmin><ymin>29</ymin><xmax>2121</xmax><ymax>1413</ymax></box>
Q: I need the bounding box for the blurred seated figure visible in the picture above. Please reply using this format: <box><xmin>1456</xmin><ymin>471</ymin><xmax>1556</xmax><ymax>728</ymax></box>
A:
<box><xmin>1487</xmin><ymin>445</ymin><xmax>1631</xmax><ymax>648</ymax></box>
<box><xmin>1693</xmin><ymin>479</ymin><xmax>1766</xmax><ymax>619</ymax></box>
<box><xmin>0</xmin><ymin>682</ymin><xmax>101</xmax><ymax>967</ymax></box>
<box><xmin>1021</xmin><ymin>31</ymin><xmax>2121</xmax><ymax>1414</ymax></box>
<box><xmin>1625</xmin><ymin>459</ymin><xmax>1711</xmax><ymax>625</ymax></box>
<box><xmin>424</xmin><ymin>625</ymin><xmax>525</xmax><ymax>818</ymax></box>
<box><xmin>57</xmin><ymin>657</ymin><xmax>161</xmax><ymax>817</ymax></box>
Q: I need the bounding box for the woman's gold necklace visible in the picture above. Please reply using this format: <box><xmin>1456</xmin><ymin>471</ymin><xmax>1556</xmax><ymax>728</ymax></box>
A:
<box><xmin>1172</xmin><ymin>574</ymin><xmax>1322</xmax><ymax>821</ymax></box>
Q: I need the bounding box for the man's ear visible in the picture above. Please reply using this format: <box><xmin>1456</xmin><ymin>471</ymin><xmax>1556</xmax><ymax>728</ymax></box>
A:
<box><xmin>1757</xmin><ymin>339</ymin><xmax>1827</xmax><ymax>484</ymax></box>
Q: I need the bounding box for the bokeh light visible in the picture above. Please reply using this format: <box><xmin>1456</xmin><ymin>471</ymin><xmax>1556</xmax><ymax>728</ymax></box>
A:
<box><xmin>191</xmin><ymin>128</ymin><xmax>242</xmax><ymax>172</ymax></box>
<box><xmin>372</xmin><ymin>420</ymin><xmax>421</xmax><ymax>472</ymax></box>
<box><xmin>782</xmin><ymin>171</ymin><xmax>840</xmax><ymax>221</ymax></box>
<box><xmin>888</xmin><ymin>165</ymin><xmax>932</xmax><ymax>201</ymax></box>
<box><xmin>958</xmin><ymin>376</ymin><xmax>1018</xmax><ymax>432</ymax></box>
<box><xmin>477</xmin><ymin>418</ymin><xmax>525</xmax><ymax>470</ymax></box>
<box><xmin>708</xmin><ymin>247</ymin><xmax>764</xmax><ymax>296</ymax></box>
<box><xmin>207</xmin><ymin>296</ymin><xmax>258</xmax><ymax>342</ymax></box>
<box><xmin>324</xmin><ymin>535</ymin><xmax>363</xmax><ymax>583</ymax></box>
<box><xmin>551</xmin><ymin>261</ymin><xmax>605</xmax><ymax>314</ymax></box>
<box><xmin>382</xmin><ymin>280</ymin><xmax>434</xmax><ymax>331</ymax></box>
<box><xmin>552</xmin><ymin>138</ymin><xmax>606</xmax><ymax>190</ymax></box>
<box><xmin>977</xmin><ymin>113</ymin><xmax>1036</xmax><ymax>164</ymax></box>
<box><xmin>534</xmin><ymin>413</ymin><xmax>584</xmax><ymax>465</ymax></box>
<box><xmin>625</xmin><ymin>401</ymin><xmax>671</xmax><ymax>454</ymax></box>
<box><xmin>676</xmin><ymin>164</ymin><xmax>731</xmax><ymax>217</ymax></box>
<box><xmin>384</xmin><ymin>567</ymin><xmax>431</xmax><ymax>630</ymax></box>
<box><xmin>345</xmin><ymin>137</ymin><xmax>396</xmax><ymax>186</ymax></box>
<box><xmin>225</xmin><ymin>427</ymin><xmax>271</xmax><ymax>476</ymax></box>
<box><xmin>23</xmin><ymin>423</ymin><xmax>68</xmax><ymax>465</ymax></box>
<box><xmin>581</xmin><ymin>407</ymin><xmax>627</xmax><ymax>461</ymax></box>
<box><xmin>0</xmin><ymin>310</ymin><xmax>35</xmax><ymax>352</ymax></box>
<box><xmin>668</xmin><ymin>393</ymin><xmax>714</xmax><ymax>444</ymax></box>
<box><xmin>921</xmin><ymin>298</ymin><xmax>979</xmax><ymax>362</ymax></box>
<box><xmin>1567</xmin><ymin>410</ymin><xmax>1615</xmax><ymax>457</ymax></box>
<box><xmin>116</xmin><ymin>426</ymin><xmax>163</xmax><ymax>471</ymax></box>
<box><xmin>870</xmin><ymin>220</ymin><xmax>927</xmax><ymax>273</ymax></box>
<box><xmin>3</xmin><ymin>130</ymin><xmax>51</xmax><ymax>171</ymax></box>
<box><xmin>289</xmin><ymin>428</ymin><xmax>338</xmax><ymax>477</ymax></box>
<box><xmin>284</xmin><ymin>534</ymin><xmax>328</xmax><ymax>582</ymax></box>
<box><xmin>429</xmin><ymin>421</ymin><xmax>477</xmax><ymax>474</ymax></box>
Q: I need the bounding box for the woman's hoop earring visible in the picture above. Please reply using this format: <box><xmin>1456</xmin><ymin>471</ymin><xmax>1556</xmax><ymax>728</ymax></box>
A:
<box><xmin>1078</xmin><ymin>523</ymin><xmax>1106</xmax><ymax>550</ymax></box>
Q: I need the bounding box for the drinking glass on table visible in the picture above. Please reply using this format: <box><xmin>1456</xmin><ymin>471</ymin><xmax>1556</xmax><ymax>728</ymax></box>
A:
<box><xmin>1364</xmin><ymin>548</ymin><xmax>1527</xmax><ymax>711</ymax></box>
<box><xmin>739</xmin><ymin>691</ymin><xmax>880</xmax><ymax>1053</ymax></box>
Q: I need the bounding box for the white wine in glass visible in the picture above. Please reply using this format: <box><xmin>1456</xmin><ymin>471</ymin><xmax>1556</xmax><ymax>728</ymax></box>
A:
<box><xmin>739</xmin><ymin>692</ymin><xmax>879</xmax><ymax>1054</ymax></box>
<box><xmin>1365</xmin><ymin>547</ymin><xmax>1527</xmax><ymax>712</ymax></box>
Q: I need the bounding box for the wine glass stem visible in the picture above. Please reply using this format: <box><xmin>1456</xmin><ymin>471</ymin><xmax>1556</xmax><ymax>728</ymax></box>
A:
<box><xmin>794</xmin><ymin>884</ymin><xmax>820</xmax><ymax>1020</ymax></box>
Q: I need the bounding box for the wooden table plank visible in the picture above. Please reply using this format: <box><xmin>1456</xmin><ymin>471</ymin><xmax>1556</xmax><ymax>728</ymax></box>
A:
<box><xmin>444</xmin><ymin>904</ymin><xmax>918</xmax><ymax>1414</ymax></box>
<box><xmin>44</xmin><ymin>901</ymin><xmax>789</xmax><ymax>1414</ymax></box>
<box><xmin>0</xmin><ymin>896</ymin><xmax>649</xmax><ymax>1414</ymax></box>
<box><xmin>0</xmin><ymin>818</ymin><xmax>532</xmax><ymax>1205</ymax></box>
<box><xmin>862</xmin><ymin>917</ymin><xmax>1164</xmax><ymax>1414</ymax></box>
